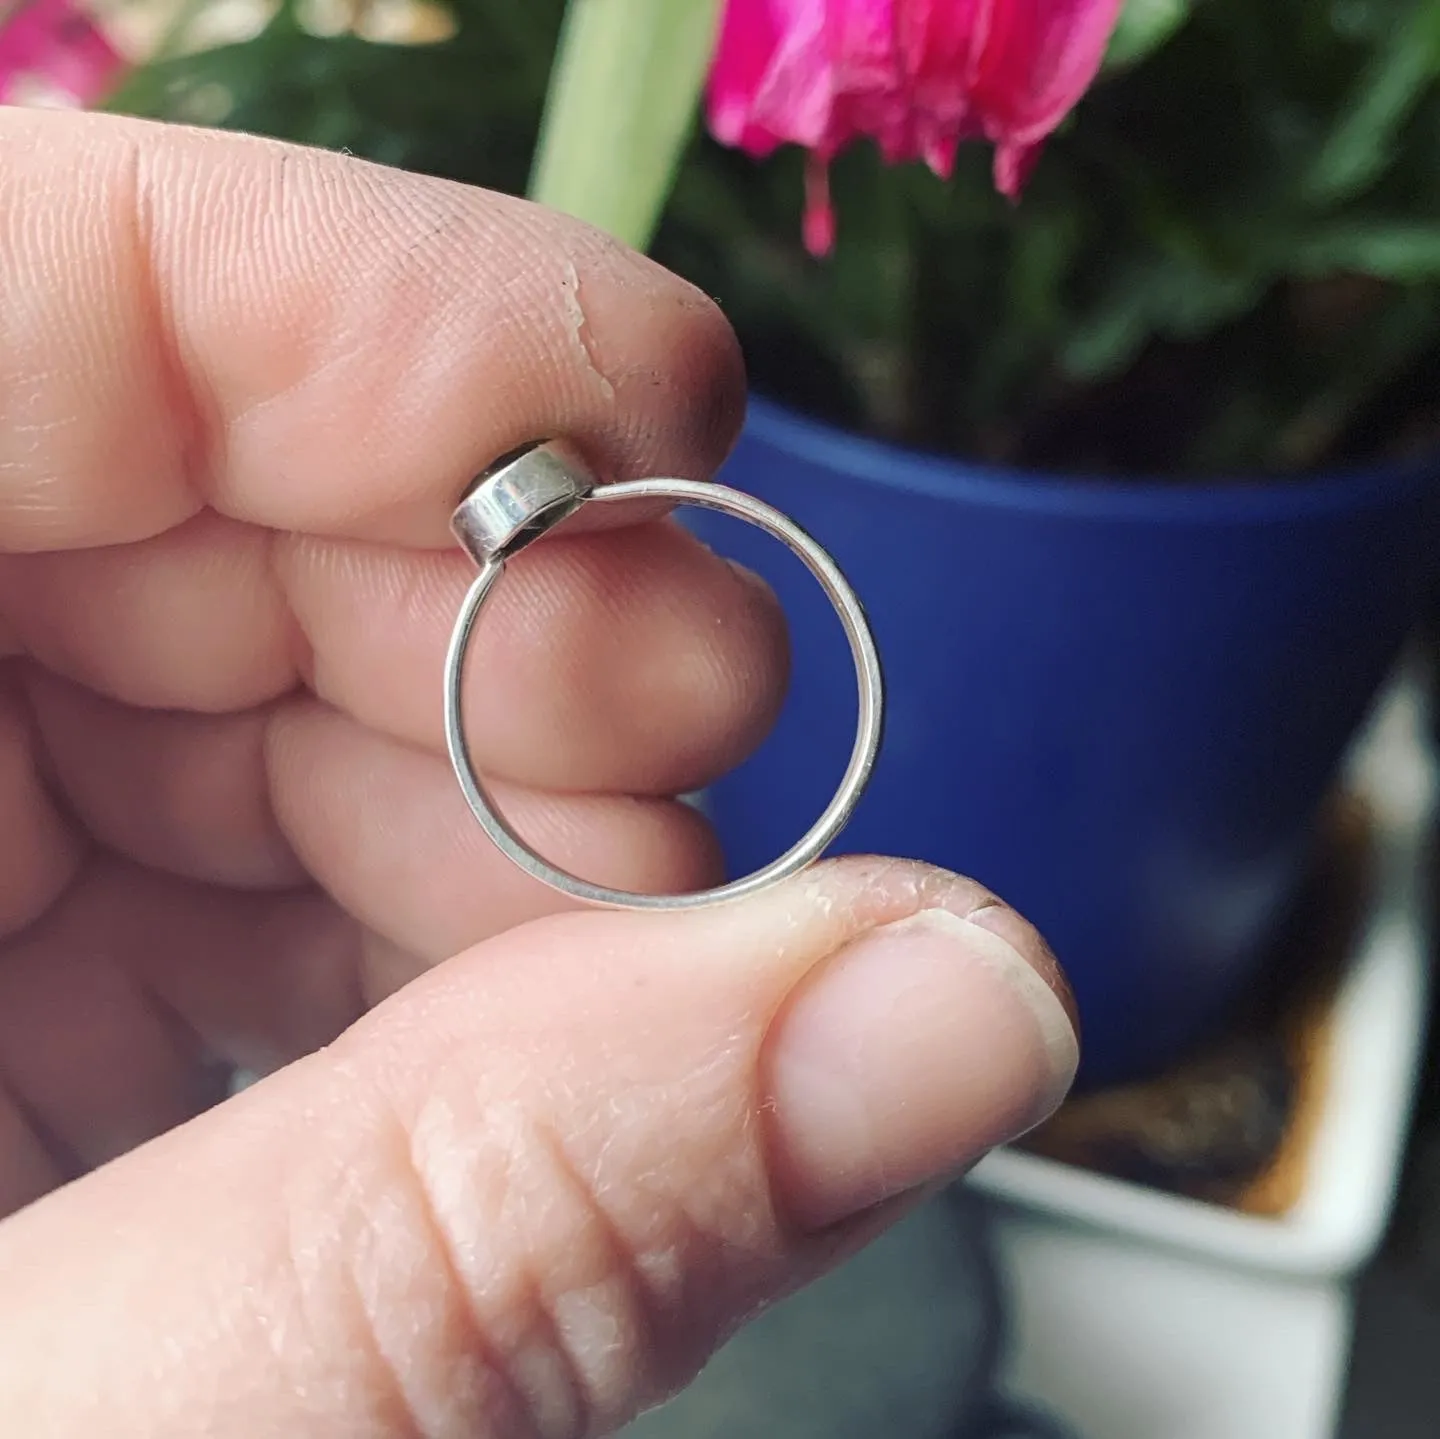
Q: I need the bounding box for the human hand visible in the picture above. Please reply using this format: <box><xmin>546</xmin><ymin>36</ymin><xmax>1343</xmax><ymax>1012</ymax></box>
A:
<box><xmin>0</xmin><ymin>110</ymin><xmax>1078</xmax><ymax>1437</ymax></box>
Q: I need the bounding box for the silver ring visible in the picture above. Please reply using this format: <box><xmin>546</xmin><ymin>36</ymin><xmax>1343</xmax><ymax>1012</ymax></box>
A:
<box><xmin>443</xmin><ymin>440</ymin><xmax>884</xmax><ymax>911</ymax></box>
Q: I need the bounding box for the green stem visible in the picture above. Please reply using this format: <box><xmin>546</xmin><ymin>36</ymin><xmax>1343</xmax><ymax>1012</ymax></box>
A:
<box><xmin>528</xmin><ymin>0</ymin><xmax>723</xmax><ymax>252</ymax></box>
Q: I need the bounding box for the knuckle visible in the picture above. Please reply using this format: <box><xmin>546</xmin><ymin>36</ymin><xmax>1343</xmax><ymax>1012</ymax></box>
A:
<box><xmin>326</xmin><ymin>1085</ymin><xmax>673</xmax><ymax>1439</ymax></box>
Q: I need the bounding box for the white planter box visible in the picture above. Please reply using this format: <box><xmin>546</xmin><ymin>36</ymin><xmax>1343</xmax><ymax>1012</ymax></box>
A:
<box><xmin>968</xmin><ymin>670</ymin><xmax>1435</xmax><ymax>1438</ymax></box>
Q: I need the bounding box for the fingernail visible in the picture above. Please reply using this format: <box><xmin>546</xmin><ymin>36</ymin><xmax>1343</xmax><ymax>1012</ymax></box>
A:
<box><xmin>765</xmin><ymin>908</ymin><xmax>1079</xmax><ymax>1231</ymax></box>
<box><xmin>965</xmin><ymin>901</ymin><xmax>1081</xmax><ymax>1036</ymax></box>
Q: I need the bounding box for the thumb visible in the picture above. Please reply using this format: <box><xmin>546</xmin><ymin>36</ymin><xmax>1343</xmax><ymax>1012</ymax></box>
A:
<box><xmin>0</xmin><ymin>858</ymin><xmax>1077</xmax><ymax>1439</ymax></box>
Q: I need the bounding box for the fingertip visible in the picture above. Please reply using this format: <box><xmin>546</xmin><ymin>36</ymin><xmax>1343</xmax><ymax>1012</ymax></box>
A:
<box><xmin>763</xmin><ymin>894</ymin><xmax>1078</xmax><ymax>1231</ymax></box>
<box><xmin>519</xmin><ymin>524</ymin><xmax>788</xmax><ymax>794</ymax></box>
<box><xmin>513</xmin><ymin>202</ymin><xmax>749</xmax><ymax>484</ymax></box>
<box><xmin>705</xmin><ymin>557</ymin><xmax>792</xmax><ymax>778</ymax></box>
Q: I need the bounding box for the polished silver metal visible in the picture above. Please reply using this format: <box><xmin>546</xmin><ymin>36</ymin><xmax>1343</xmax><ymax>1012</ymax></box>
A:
<box><xmin>444</xmin><ymin>440</ymin><xmax>884</xmax><ymax>911</ymax></box>
<box><xmin>450</xmin><ymin>440</ymin><xmax>592</xmax><ymax>564</ymax></box>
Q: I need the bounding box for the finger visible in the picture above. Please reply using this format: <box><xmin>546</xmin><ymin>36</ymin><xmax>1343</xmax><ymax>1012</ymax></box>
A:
<box><xmin>277</xmin><ymin>520</ymin><xmax>786</xmax><ymax>793</ymax></box>
<box><xmin>0</xmin><ymin>667</ymin><xmax>84</xmax><ymax>935</ymax></box>
<box><xmin>24</xmin><ymin>668</ymin><xmax>727</xmax><ymax>922</ymax></box>
<box><xmin>0</xmin><ymin>511</ymin><xmax>297</xmax><ymax>714</ymax></box>
<box><xmin>0</xmin><ymin>1080</ymin><xmax>64</xmax><ymax>1217</ymax></box>
<box><xmin>22</xmin><ymin>665</ymin><xmax>304</xmax><ymax>891</ymax></box>
<box><xmin>0</xmin><ymin>109</ymin><xmax>744</xmax><ymax>553</ymax></box>
<box><xmin>0</xmin><ymin>860</ymin><xmax>219</xmax><ymax>1175</ymax></box>
<box><xmin>13</xmin><ymin>674</ymin><xmax>726</xmax><ymax>1090</ymax></box>
<box><xmin>0</xmin><ymin>858</ymin><xmax>361</xmax><ymax>1185</ymax></box>
<box><xmin>265</xmin><ymin>701</ymin><xmax>725</xmax><ymax>960</ymax></box>
<box><xmin>5</xmin><ymin>512</ymin><xmax>786</xmax><ymax>794</ymax></box>
<box><xmin>0</xmin><ymin>860</ymin><xmax>1077</xmax><ymax>1439</ymax></box>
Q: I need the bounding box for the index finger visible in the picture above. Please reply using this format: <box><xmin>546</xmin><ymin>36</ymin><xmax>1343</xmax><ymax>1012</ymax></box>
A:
<box><xmin>0</xmin><ymin>108</ymin><xmax>746</xmax><ymax>553</ymax></box>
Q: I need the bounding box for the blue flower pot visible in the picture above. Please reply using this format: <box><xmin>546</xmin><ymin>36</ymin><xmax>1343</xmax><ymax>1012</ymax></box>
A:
<box><xmin>689</xmin><ymin>397</ymin><xmax>1440</xmax><ymax>1088</ymax></box>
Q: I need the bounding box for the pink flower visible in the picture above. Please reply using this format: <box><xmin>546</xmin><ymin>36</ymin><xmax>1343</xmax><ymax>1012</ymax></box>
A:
<box><xmin>0</xmin><ymin>0</ymin><xmax>126</xmax><ymax>109</ymax></box>
<box><xmin>706</xmin><ymin>0</ymin><xmax>1125</xmax><ymax>255</ymax></box>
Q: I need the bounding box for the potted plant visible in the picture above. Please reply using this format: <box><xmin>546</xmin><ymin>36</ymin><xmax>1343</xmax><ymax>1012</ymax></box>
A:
<box><xmin>88</xmin><ymin>0</ymin><xmax>1440</xmax><ymax>1087</ymax></box>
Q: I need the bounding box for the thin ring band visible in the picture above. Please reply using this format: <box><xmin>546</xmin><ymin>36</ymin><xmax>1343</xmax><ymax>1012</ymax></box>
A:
<box><xmin>444</xmin><ymin>469</ymin><xmax>884</xmax><ymax>911</ymax></box>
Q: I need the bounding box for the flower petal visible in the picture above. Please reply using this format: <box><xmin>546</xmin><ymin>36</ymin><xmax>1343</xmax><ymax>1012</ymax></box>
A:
<box><xmin>705</xmin><ymin>0</ymin><xmax>846</xmax><ymax>155</ymax></box>
<box><xmin>901</xmin><ymin>0</ymin><xmax>991</xmax><ymax>176</ymax></box>
<box><xmin>0</xmin><ymin>0</ymin><xmax>125</xmax><ymax>107</ymax></box>
<box><xmin>826</xmin><ymin>0</ymin><xmax>910</xmax><ymax>162</ymax></box>
<box><xmin>802</xmin><ymin>153</ymin><xmax>839</xmax><ymax>255</ymax></box>
<box><xmin>972</xmin><ymin>0</ymin><xmax>1125</xmax><ymax>145</ymax></box>
<box><xmin>751</xmin><ymin>0</ymin><xmax>840</xmax><ymax>152</ymax></box>
<box><xmin>703</xmin><ymin>0</ymin><xmax>1123</xmax><ymax>243</ymax></box>
<box><xmin>706</xmin><ymin>0</ymin><xmax>784</xmax><ymax>151</ymax></box>
<box><xmin>993</xmin><ymin>134</ymin><xmax>1044</xmax><ymax>197</ymax></box>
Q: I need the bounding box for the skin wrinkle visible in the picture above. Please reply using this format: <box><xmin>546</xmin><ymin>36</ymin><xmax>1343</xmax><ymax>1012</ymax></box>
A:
<box><xmin>0</xmin><ymin>160</ymin><xmax>51</xmax><ymax>524</ymax></box>
<box><xmin>1</xmin><ymin>407</ymin><xmax>72</xmax><ymax>525</ymax></box>
<box><xmin>663</xmin><ymin>1104</ymin><xmax>786</xmax><ymax>1342</ymax></box>
<box><xmin>243</xmin><ymin>152</ymin><xmax>470</xmax><ymax>423</ymax></box>
<box><xmin>326</xmin><ymin>1144</ymin><xmax>453</xmax><ymax>1439</ymax></box>
<box><xmin>400</xmin><ymin>1095</ymin><xmax>582</xmax><ymax>1439</ymax></box>
<box><xmin>455</xmin><ymin>1077</ymin><xmax>596</xmax><ymax>1432</ymax></box>
<box><xmin>545</xmin><ymin>1054</ymin><xmax>779</xmax><ymax>1426</ymax></box>
<box><xmin>151</xmin><ymin>145</ymin><xmax>412</xmax><ymax>530</ymax></box>
<box><xmin>373</xmin><ymin>1022</ymin><xmax>778</xmax><ymax>1439</ymax></box>
<box><xmin>128</xmin><ymin>139</ymin><xmax>210</xmax><ymax>523</ymax></box>
<box><xmin>264</xmin><ymin>526</ymin><xmax>318</xmax><ymax>699</ymax></box>
<box><xmin>520</xmin><ymin>1116</ymin><xmax>658</xmax><ymax>1436</ymax></box>
<box><xmin>175</xmin><ymin>143</ymin><xmax>373</xmax><ymax>458</ymax></box>
<box><xmin>277</xmin><ymin>1154</ymin><xmax>404</xmax><ymax>1437</ymax></box>
<box><xmin>2</xmin><ymin>139</ymin><xmax>194</xmax><ymax>548</ymax></box>
<box><xmin>0</xmin><ymin>828</ymin><xmax>1072</xmax><ymax>1434</ymax></box>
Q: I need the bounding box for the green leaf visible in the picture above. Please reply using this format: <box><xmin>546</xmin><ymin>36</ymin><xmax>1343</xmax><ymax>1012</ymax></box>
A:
<box><xmin>1292</xmin><ymin>221</ymin><xmax>1440</xmax><ymax>282</ymax></box>
<box><xmin>1104</xmin><ymin>0</ymin><xmax>1192</xmax><ymax>73</ymax></box>
<box><xmin>1303</xmin><ymin>0</ymin><xmax>1440</xmax><ymax>205</ymax></box>
<box><xmin>528</xmin><ymin>0</ymin><xmax>722</xmax><ymax>251</ymax></box>
<box><xmin>1062</xmin><ymin>257</ymin><xmax>1265</xmax><ymax>381</ymax></box>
